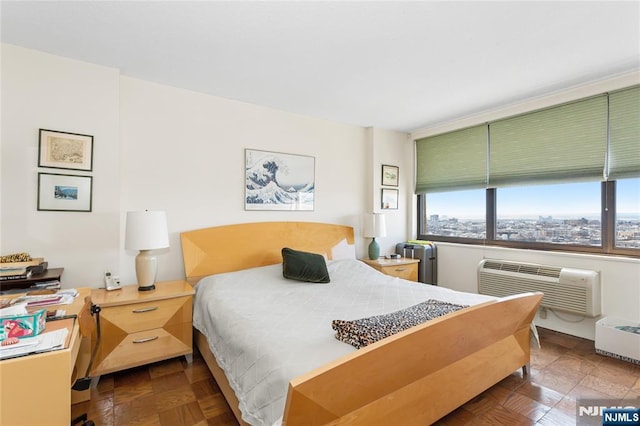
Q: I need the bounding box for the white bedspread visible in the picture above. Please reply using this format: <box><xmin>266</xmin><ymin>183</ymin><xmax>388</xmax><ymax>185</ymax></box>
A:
<box><xmin>192</xmin><ymin>259</ymin><xmax>495</xmax><ymax>426</ymax></box>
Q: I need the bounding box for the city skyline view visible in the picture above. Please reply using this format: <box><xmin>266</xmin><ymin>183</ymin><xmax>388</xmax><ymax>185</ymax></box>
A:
<box><xmin>425</xmin><ymin>179</ymin><xmax>639</xmax><ymax>248</ymax></box>
<box><xmin>426</xmin><ymin>179</ymin><xmax>639</xmax><ymax>220</ymax></box>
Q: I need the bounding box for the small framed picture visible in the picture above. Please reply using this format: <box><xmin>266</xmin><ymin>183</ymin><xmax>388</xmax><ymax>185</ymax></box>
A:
<box><xmin>38</xmin><ymin>129</ymin><xmax>94</xmax><ymax>171</ymax></box>
<box><xmin>38</xmin><ymin>173</ymin><xmax>93</xmax><ymax>212</ymax></box>
<box><xmin>381</xmin><ymin>165</ymin><xmax>399</xmax><ymax>187</ymax></box>
<box><xmin>381</xmin><ymin>188</ymin><xmax>399</xmax><ymax>210</ymax></box>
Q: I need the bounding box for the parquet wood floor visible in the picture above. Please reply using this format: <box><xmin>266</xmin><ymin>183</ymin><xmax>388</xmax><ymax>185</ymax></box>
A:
<box><xmin>72</xmin><ymin>327</ymin><xmax>640</xmax><ymax>425</ymax></box>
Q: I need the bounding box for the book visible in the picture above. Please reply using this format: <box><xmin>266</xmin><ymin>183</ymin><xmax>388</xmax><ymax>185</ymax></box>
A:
<box><xmin>0</xmin><ymin>267</ymin><xmax>26</xmax><ymax>275</ymax></box>
<box><xmin>28</xmin><ymin>262</ymin><xmax>48</xmax><ymax>275</ymax></box>
<box><xmin>0</xmin><ymin>257</ymin><xmax>44</xmax><ymax>269</ymax></box>
<box><xmin>0</xmin><ymin>268</ymin><xmax>32</xmax><ymax>281</ymax></box>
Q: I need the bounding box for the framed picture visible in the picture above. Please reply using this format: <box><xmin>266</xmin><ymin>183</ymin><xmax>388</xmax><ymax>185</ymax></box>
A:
<box><xmin>38</xmin><ymin>173</ymin><xmax>93</xmax><ymax>212</ymax></box>
<box><xmin>381</xmin><ymin>164</ymin><xmax>399</xmax><ymax>186</ymax></box>
<box><xmin>38</xmin><ymin>129</ymin><xmax>94</xmax><ymax>171</ymax></box>
<box><xmin>245</xmin><ymin>149</ymin><xmax>315</xmax><ymax>211</ymax></box>
<box><xmin>381</xmin><ymin>188</ymin><xmax>399</xmax><ymax>210</ymax></box>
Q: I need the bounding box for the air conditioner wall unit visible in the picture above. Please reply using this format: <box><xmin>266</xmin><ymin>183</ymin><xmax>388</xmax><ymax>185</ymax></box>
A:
<box><xmin>478</xmin><ymin>259</ymin><xmax>601</xmax><ymax>317</ymax></box>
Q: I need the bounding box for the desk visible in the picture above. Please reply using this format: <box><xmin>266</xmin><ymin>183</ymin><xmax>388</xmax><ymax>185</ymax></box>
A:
<box><xmin>0</xmin><ymin>287</ymin><xmax>90</xmax><ymax>426</ymax></box>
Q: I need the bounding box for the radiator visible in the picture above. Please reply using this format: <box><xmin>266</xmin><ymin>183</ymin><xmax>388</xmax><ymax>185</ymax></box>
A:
<box><xmin>478</xmin><ymin>259</ymin><xmax>601</xmax><ymax>317</ymax></box>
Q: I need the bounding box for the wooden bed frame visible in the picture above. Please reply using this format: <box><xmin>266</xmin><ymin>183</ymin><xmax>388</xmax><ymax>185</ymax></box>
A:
<box><xmin>181</xmin><ymin>222</ymin><xmax>542</xmax><ymax>425</ymax></box>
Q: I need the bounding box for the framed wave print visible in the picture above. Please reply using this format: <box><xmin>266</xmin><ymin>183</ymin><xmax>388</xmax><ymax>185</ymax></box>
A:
<box><xmin>245</xmin><ymin>149</ymin><xmax>315</xmax><ymax>211</ymax></box>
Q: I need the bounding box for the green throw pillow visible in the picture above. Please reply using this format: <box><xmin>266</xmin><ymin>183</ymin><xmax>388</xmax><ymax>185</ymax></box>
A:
<box><xmin>282</xmin><ymin>247</ymin><xmax>330</xmax><ymax>283</ymax></box>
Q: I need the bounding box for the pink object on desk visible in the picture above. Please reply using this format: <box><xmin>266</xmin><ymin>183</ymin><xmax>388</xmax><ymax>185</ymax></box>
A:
<box><xmin>1</xmin><ymin>336</ymin><xmax>19</xmax><ymax>346</ymax></box>
<box><xmin>26</xmin><ymin>296</ymin><xmax>63</xmax><ymax>307</ymax></box>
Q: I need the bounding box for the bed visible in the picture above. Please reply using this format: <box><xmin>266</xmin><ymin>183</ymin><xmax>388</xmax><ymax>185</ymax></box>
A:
<box><xmin>181</xmin><ymin>222</ymin><xmax>542</xmax><ymax>425</ymax></box>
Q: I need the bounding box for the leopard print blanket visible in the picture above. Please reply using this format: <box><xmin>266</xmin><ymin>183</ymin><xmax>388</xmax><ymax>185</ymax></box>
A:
<box><xmin>332</xmin><ymin>299</ymin><xmax>468</xmax><ymax>349</ymax></box>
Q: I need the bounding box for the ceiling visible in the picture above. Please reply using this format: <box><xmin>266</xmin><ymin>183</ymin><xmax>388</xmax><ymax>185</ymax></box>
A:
<box><xmin>1</xmin><ymin>1</ymin><xmax>639</xmax><ymax>133</ymax></box>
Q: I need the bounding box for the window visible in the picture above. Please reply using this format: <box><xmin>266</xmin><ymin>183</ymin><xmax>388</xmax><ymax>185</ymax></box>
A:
<box><xmin>496</xmin><ymin>182</ymin><xmax>602</xmax><ymax>246</ymax></box>
<box><xmin>616</xmin><ymin>178</ymin><xmax>640</xmax><ymax>249</ymax></box>
<box><xmin>415</xmin><ymin>84</ymin><xmax>638</xmax><ymax>257</ymax></box>
<box><xmin>422</xmin><ymin>189</ymin><xmax>485</xmax><ymax>239</ymax></box>
<box><xmin>418</xmin><ymin>179</ymin><xmax>639</xmax><ymax>256</ymax></box>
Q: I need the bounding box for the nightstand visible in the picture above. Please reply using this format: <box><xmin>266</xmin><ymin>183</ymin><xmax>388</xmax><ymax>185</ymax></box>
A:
<box><xmin>90</xmin><ymin>280</ymin><xmax>194</xmax><ymax>376</ymax></box>
<box><xmin>361</xmin><ymin>258</ymin><xmax>420</xmax><ymax>281</ymax></box>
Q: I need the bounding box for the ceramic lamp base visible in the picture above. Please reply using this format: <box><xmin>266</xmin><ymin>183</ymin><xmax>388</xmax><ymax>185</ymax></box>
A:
<box><xmin>368</xmin><ymin>238</ymin><xmax>380</xmax><ymax>260</ymax></box>
<box><xmin>135</xmin><ymin>250</ymin><xmax>158</xmax><ymax>291</ymax></box>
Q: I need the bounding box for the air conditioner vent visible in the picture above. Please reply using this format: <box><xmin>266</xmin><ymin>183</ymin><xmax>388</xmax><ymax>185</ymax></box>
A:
<box><xmin>537</xmin><ymin>267</ymin><xmax>562</xmax><ymax>278</ymax></box>
<box><xmin>481</xmin><ymin>261</ymin><xmax>505</xmax><ymax>271</ymax></box>
<box><xmin>478</xmin><ymin>259</ymin><xmax>600</xmax><ymax>317</ymax></box>
<box><xmin>479</xmin><ymin>260</ymin><xmax>561</xmax><ymax>279</ymax></box>
<box><xmin>501</xmin><ymin>263</ymin><xmax>521</xmax><ymax>273</ymax></box>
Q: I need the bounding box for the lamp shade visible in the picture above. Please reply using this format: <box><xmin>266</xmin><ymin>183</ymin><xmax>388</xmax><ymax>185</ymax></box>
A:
<box><xmin>125</xmin><ymin>211</ymin><xmax>170</xmax><ymax>250</ymax></box>
<box><xmin>363</xmin><ymin>213</ymin><xmax>387</xmax><ymax>238</ymax></box>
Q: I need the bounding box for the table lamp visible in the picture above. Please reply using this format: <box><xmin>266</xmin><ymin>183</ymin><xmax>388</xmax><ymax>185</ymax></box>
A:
<box><xmin>125</xmin><ymin>210</ymin><xmax>169</xmax><ymax>291</ymax></box>
<box><xmin>364</xmin><ymin>213</ymin><xmax>386</xmax><ymax>260</ymax></box>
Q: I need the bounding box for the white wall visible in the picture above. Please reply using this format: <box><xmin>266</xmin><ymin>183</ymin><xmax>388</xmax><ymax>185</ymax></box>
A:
<box><xmin>369</xmin><ymin>128</ymin><xmax>414</xmax><ymax>255</ymax></box>
<box><xmin>2</xmin><ymin>45</ymin><xmax>410</xmax><ymax>289</ymax></box>
<box><xmin>1</xmin><ymin>44</ymin><xmax>121</xmax><ymax>287</ymax></box>
<box><xmin>118</xmin><ymin>76</ymin><xmax>371</xmax><ymax>282</ymax></box>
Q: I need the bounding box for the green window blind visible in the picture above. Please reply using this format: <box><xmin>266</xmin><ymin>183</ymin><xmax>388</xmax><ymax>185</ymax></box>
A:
<box><xmin>489</xmin><ymin>95</ymin><xmax>608</xmax><ymax>187</ymax></box>
<box><xmin>608</xmin><ymin>85</ymin><xmax>640</xmax><ymax>179</ymax></box>
<box><xmin>415</xmin><ymin>125</ymin><xmax>487</xmax><ymax>193</ymax></box>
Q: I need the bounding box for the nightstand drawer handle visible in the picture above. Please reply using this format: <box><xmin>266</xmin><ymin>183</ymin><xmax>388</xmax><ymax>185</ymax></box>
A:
<box><xmin>395</xmin><ymin>267</ymin><xmax>407</xmax><ymax>271</ymax></box>
<box><xmin>132</xmin><ymin>306</ymin><xmax>158</xmax><ymax>313</ymax></box>
<box><xmin>133</xmin><ymin>336</ymin><xmax>158</xmax><ymax>344</ymax></box>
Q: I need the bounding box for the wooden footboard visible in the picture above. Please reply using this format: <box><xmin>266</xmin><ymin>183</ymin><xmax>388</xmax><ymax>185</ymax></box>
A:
<box><xmin>283</xmin><ymin>292</ymin><xmax>542</xmax><ymax>425</ymax></box>
<box><xmin>195</xmin><ymin>292</ymin><xmax>542</xmax><ymax>426</ymax></box>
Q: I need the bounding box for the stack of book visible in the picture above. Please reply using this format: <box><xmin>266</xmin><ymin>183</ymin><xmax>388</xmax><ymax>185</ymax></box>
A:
<box><xmin>0</xmin><ymin>258</ymin><xmax>48</xmax><ymax>281</ymax></box>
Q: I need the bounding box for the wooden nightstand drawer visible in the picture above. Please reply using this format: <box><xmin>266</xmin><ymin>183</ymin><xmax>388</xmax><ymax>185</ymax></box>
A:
<box><xmin>100</xmin><ymin>296</ymin><xmax>191</xmax><ymax>334</ymax></box>
<box><xmin>92</xmin><ymin>323</ymin><xmax>192</xmax><ymax>375</ymax></box>
<box><xmin>361</xmin><ymin>258</ymin><xmax>420</xmax><ymax>282</ymax></box>
<box><xmin>378</xmin><ymin>263</ymin><xmax>418</xmax><ymax>281</ymax></box>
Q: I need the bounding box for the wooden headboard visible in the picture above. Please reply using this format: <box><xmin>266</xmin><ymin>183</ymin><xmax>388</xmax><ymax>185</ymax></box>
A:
<box><xmin>180</xmin><ymin>222</ymin><xmax>355</xmax><ymax>285</ymax></box>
